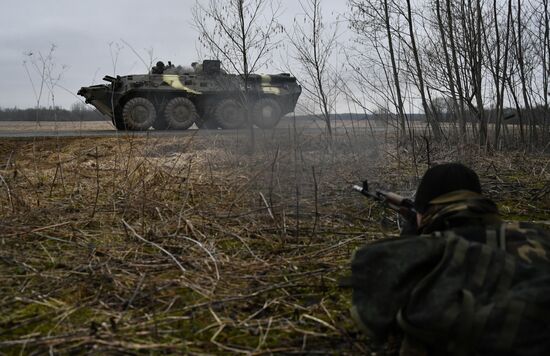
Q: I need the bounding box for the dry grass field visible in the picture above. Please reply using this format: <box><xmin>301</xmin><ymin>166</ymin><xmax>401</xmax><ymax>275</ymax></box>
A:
<box><xmin>0</xmin><ymin>128</ymin><xmax>549</xmax><ymax>354</ymax></box>
<box><xmin>0</xmin><ymin>117</ymin><xmax>390</xmax><ymax>135</ymax></box>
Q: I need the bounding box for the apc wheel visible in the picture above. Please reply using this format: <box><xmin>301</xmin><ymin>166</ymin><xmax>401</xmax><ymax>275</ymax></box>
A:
<box><xmin>164</xmin><ymin>97</ymin><xmax>198</xmax><ymax>130</ymax></box>
<box><xmin>152</xmin><ymin>106</ymin><xmax>169</xmax><ymax>130</ymax></box>
<box><xmin>112</xmin><ymin>112</ymin><xmax>126</xmax><ymax>130</ymax></box>
<box><xmin>214</xmin><ymin>99</ymin><xmax>246</xmax><ymax>129</ymax></box>
<box><xmin>196</xmin><ymin>107</ymin><xmax>218</xmax><ymax>129</ymax></box>
<box><xmin>196</xmin><ymin>118</ymin><xmax>218</xmax><ymax>129</ymax></box>
<box><xmin>253</xmin><ymin>98</ymin><xmax>282</xmax><ymax>129</ymax></box>
<box><xmin>152</xmin><ymin>118</ymin><xmax>169</xmax><ymax>130</ymax></box>
<box><xmin>114</xmin><ymin>118</ymin><xmax>127</xmax><ymax>130</ymax></box>
<box><xmin>203</xmin><ymin>120</ymin><xmax>219</xmax><ymax>129</ymax></box>
<box><xmin>122</xmin><ymin>97</ymin><xmax>156</xmax><ymax>130</ymax></box>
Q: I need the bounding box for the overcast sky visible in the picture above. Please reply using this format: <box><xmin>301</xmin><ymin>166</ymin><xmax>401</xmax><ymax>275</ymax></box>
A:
<box><xmin>0</xmin><ymin>0</ymin><xmax>347</xmax><ymax>109</ymax></box>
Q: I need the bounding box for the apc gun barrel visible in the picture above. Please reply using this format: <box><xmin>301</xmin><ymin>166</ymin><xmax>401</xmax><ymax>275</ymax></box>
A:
<box><xmin>103</xmin><ymin>75</ymin><xmax>116</xmax><ymax>83</ymax></box>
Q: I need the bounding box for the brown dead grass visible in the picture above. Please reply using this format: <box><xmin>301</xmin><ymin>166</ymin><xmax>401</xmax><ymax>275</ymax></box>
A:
<box><xmin>0</xmin><ymin>128</ymin><xmax>548</xmax><ymax>354</ymax></box>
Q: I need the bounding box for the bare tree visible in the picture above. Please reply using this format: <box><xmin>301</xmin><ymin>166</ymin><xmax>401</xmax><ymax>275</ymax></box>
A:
<box><xmin>348</xmin><ymin>0</ymin><xmax>548</xmax><ymax>150</ymax></box>
<box><xmin>381</xmin><ymin>0</ymin><xmax>408</xmax><ymax>139</ymax></box>
<box><xmin>287</xmin><ymin>0</ymin><xmax>339</xmax><ymax>140</ymax></box>
<box><xmin>539</xmin><ymin>0</ymin><xmax>550</xmax><ymax>139</ymax></box>
<box><xmin>349</xmin><ymin>0</ymin><xmax>409</xmax><ymax>141</ymax></box>
<box><xmin>480</xmin><ymin>0</ymin><xmax>513</xmax><ymax>147</ymax></box>
<box><xmin>403</xmin><ymin>0</ymin><xmax>444</xmax><ymax>139</ymax></box>
<box><xmin>193</xmin><ymin>0</ymin><xmax>283</xmax><ymax>152</ymax></box>
<box><xmin>428</xmin><ymin>0</ymin><xmax>460</xmax><ymax>139</ymax></box>
<box><xmin>23</xmin><ymin>44</ymin><xmax>68</xmax><ymax>123</ymax></box>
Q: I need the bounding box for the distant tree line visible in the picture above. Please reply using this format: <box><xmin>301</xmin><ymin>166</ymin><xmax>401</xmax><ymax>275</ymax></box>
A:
<box><xmin>0</xmin><ymin>102</ymin><xmax>105</xmax><ymax>122</ymax></box>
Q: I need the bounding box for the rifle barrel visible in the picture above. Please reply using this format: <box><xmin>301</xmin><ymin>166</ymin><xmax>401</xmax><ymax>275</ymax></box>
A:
<box><xmin>352</xmin><ymin>185</ymin><xmax>383</xmax><ymax>201</ymax></box>
<box><xmin>352</xmin><ymin>183</ymin><xmax>416</xmax><ymax>213</ymax></box>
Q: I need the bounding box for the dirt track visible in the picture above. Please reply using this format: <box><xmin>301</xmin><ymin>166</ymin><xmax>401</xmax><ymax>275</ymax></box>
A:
<box><xmin>0</xmin><ymin>118</ymin><xmax>387</xmax><ymax>138</ymax></box>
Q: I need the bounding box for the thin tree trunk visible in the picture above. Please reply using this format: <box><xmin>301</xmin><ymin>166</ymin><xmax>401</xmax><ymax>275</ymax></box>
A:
<box><xmin>238</xmin><ymin>0</ymin><xmax>255</xmax><ymax>153</ymax></box>
<box><xmin>544</xmin><ymin>0</ymin><xmax>550</xmax><ymax>139</ymax></box>
<box><xmin>474</xmin><ymin>0</ymin><xmax>487</xmax><ymax>145</ymax></box>
<box><xmin>497</xmin><ymin>0</ymin><xmax>513</xmax><ymax>148</ymax></box>
<box><xmin>482</xmin><ymin>0</ymin><xmax>502</xmax><ymax>146</ymax></box>
<box><xmin>436</xmin><ymin>0</ymin><xmax>460</xmax><ymax>139</ymax></box>
<box><xmin>446</xmin><ymin>0</ymin><xmax>467</xmax><ymax>139</ymax></box>
<box><xmin>405</xmin><ymin>0</ymin><xmax>441</xmax><ymax>139</ymax></box>
<box><xmin>383</xmin><ymin>0</ymin><xmax>407</xmax><ymax>139</ymax></box>
<box><xmin>516</xmin><ymin>0</ymin><xmax>535</xmax><ymax>147</ymax></box>
<box><xmin>311</xmin><ymin>0</ymin><xmax>332</xmax><ymax>140</ymax></box>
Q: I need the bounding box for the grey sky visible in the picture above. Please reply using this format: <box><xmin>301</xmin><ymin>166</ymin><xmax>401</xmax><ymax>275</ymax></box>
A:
<box><xmin>0</xmin><ymin>0</ymin><xmax>347</xmax><ymax>109</ymax></box>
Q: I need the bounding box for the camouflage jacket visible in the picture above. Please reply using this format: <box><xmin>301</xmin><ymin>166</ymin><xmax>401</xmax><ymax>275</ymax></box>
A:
<box><xmin>419</xmin><ymin>190</ymin><xmax>549</xmax><ymax>264</ymax></box>
<box><xmin>350</xmin><ymin>191</ymin><xmax>550</xmax><ymax>355</ymax></box>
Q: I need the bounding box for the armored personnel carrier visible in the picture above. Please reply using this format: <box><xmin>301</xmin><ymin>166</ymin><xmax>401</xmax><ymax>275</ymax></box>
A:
<box><xmin>77</xmin><ymin>60</ymin><xmax>301</xmax><ymax>130</ymax></box>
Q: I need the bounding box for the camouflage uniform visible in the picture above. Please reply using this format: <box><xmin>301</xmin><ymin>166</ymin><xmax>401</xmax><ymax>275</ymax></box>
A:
<box><xmin>350</xmin><ymin>190</ymin><xmax>550</xmax><ymax>356</ymax></box>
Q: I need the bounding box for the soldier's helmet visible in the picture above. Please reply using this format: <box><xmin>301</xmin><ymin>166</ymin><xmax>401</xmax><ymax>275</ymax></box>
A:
<box><xmin>414</xmin><ymin>163</ymin><xmax>482</xmax><ymax>213</ymax></box>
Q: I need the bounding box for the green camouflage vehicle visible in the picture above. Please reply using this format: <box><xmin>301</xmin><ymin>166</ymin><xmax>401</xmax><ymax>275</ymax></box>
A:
<box><xmin>77</xmin><ymin>60</ymin><xmax>301</xmax><ymax>130</ymax></box>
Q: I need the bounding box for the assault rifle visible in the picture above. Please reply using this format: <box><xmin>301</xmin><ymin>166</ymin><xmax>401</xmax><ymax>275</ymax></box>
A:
<box><xmin>353</xmin><ymin>180</ymin><xmax>417</xmax><ymax>231</ymax></box>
